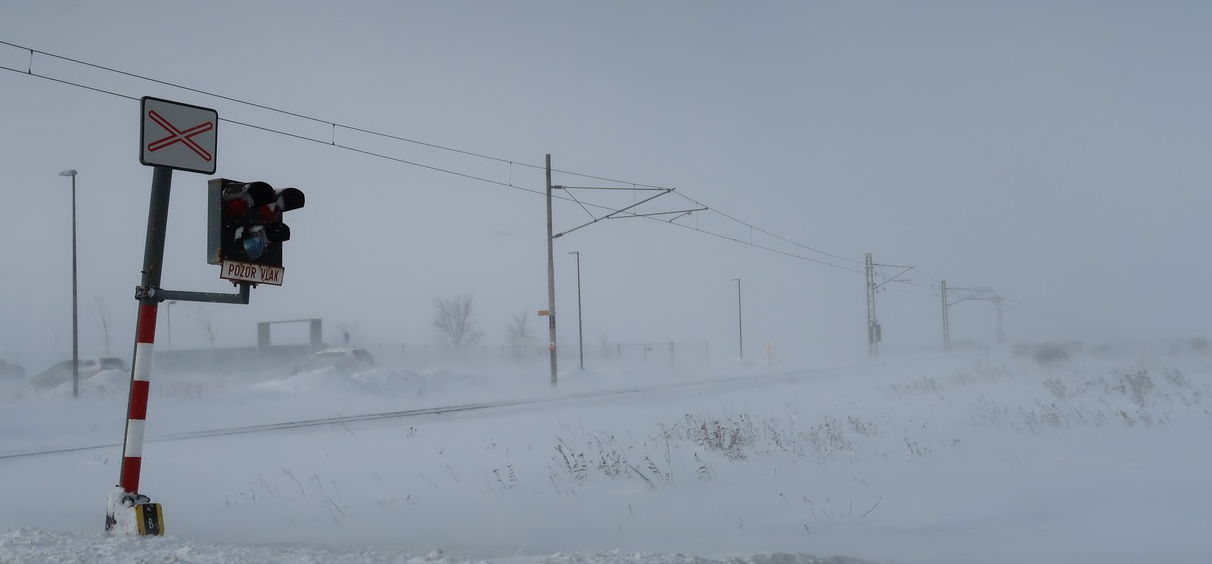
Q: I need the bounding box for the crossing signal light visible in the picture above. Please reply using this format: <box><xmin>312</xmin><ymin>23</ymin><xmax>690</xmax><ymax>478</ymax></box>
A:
<box><xmin>208</xmin><ymin>179</ymin><xmax>305</xmax><ymax>268</ymax></box>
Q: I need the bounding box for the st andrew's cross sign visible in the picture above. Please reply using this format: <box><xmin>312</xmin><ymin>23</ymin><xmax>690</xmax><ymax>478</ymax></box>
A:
<box><xmin>139</xmin><ymin>96</ymin><xmax>218</xmax><ymax>174</ymax></box>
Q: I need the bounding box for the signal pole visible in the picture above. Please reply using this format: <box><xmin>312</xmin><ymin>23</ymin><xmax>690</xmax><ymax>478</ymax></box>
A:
<box><xmin>865</xmin><ymin>253</ymin><xmax>877</xmax><ymax>357</ymax></box>
<box><xmin>545</xmin><ymin>154</ymin><xmax>558</xmax><ymax>386</ymax></box>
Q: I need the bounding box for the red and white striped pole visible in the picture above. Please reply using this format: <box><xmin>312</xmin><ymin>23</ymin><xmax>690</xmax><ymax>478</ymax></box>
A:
<box><xmin>119</xmin><ymin>303</ymin><xmax>158</xmax><ymax>493</ymax></box>
<box><xmin>116</xmin><ymin>165</ymin><xmax>173</xmax><ymax>499</ymax></box>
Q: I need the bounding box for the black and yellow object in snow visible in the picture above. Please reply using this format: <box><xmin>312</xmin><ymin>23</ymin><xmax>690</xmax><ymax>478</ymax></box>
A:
<box><xmin>134</xmin><ymin>503</ymin><xmax>164</xmax><ymax>536</ymax></box>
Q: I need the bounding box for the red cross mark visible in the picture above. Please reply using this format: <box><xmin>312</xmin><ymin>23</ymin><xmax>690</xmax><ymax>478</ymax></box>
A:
<box><xmin>146</xmin><ymin>110</ymin><xmax>214</xmax><ymax>162</ymax></box>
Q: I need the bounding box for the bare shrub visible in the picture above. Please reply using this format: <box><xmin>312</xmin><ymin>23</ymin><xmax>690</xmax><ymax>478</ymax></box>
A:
<box><xmin>847</xmin><ymin>416</ymin><xmax>880</xmax><ymax>436</ymax></box>
<box><xmin>969</xmin><ymin>394</ymin><xmax>1010</xmax><ymax>427</ymax></box>
<box><xmin>1033</xmin><ymin>343</ymin><xmax>1071</xmax><ymax>365</ymax></box>
<box><xmin>1164</xmin><ymin>369</ymin><xmax>1191</xmax><ymax>389</ymax></box>
<box><xmin>808</xmin><ymin>416</ymin><xmax>854</xmax><ymax>456</ymax></box>
<box><xmin>1107</xmin><ymin>369</ymin><xmax>1155</xmax><ymax>407</ymax></box>
<box><xmin>680</xmin><ymin>413</ymin><xmax>758</xmax><ymax>460</ymax></box>
<box><xmin>888</xmin><ymin>376</ymin><xmax>939</xmax><ymax>395</ymax></box>
<box><xmin>1043</xmin><ymin>379</ymin><xmax>1068</xmax><ymax>398</ymax></box>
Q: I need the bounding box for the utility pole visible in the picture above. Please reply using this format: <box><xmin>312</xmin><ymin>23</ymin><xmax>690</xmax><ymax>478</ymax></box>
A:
<box><xmin>940</xmin><ymin>280</ymin><xmax>950</xmax><ymax>351</ymax></box>
<box><xmin>944</xmin><ymin>285</ymin><xmax>999</xmax><ymax>350</ymax></box>
<box><xmin>568</xmin><ymin>251</ymin><xmax>584</xmax><ymax>371</ymax></box>
<box><xmin>545</xmin><ymin>154</ymin><xmax>558</xmax><ymax>386</ymax></box>
<box><xmin>732</xmin><ymin>278</ymin><xmax>743</xmax><ymax>360</ymax></box>
<box><xmin>863</xmin><ymin>258</ymin><xmax>910</xmax><ymax>356</ymax></box>
<box><xmin>865</xmin><ymin>253</ymin><xmax>878</xmax><ymax>357</ymax></box>
<box><xmin>539</xmin><ymin>157</ymin><xmax>701</xmax><ymax>381</ymax></box>
<box><xmin>968</xmin><ymin>294</ymin><xmax>1007</xmax><ymax>345</ymax></box>
<box><xmin>994</xmin><ymin>297</ymin><xmax>1005</xmax><ymax>344</ymax></box>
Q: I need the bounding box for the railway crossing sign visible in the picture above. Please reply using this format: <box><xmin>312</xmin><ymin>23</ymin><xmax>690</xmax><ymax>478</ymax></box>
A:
<box><xmin>139</xmin><ymin>96</ymin><xmax>218</xmax><ymax>174</ymax></box>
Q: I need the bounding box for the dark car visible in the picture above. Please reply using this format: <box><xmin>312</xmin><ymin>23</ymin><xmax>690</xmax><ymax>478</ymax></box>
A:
<box><xmin>292</xmin><ymin>348</ymin><xmax>374</xmax><ymax>375</ymax></box>
<box><xmin>30</xmin><ymin>357</ymin><xmax>128</xmax><ymax>389</ymax></box>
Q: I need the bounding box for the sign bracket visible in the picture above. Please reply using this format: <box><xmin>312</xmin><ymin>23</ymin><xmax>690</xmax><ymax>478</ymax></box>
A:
<box><xmin>135</xmin><ymin>284</ymin><xmax>251</xmax><ymax>305</ymax></box>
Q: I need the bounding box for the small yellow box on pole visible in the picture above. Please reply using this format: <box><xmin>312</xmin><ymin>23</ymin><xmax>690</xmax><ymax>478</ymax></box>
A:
<box><xmin>134</xmin><ymin>503</ymin><xmax>164</xmax><ymax>536</ymax></box>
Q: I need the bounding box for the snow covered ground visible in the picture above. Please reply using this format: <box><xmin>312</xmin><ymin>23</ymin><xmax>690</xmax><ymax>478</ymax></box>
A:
<box><xmin>2</xmin><ymin>348</ymin><xmax>1211</xmax><ymax>563</ymax></box>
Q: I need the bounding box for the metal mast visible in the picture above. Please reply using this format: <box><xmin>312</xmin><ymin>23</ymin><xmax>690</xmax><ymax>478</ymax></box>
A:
<box><xmin>941</xmin><ymin>280</ymin><xmax>950</xmax><ymax>351</ymax></box>
<box><xmin>865</xmin><ymin>253</ymin><xmax>877</xmax><ymax>357</ymax></box>
<box><xmin>545</xmin><ymin>155</ymin><xmax>558</xmax><ymax>386</ymax></box>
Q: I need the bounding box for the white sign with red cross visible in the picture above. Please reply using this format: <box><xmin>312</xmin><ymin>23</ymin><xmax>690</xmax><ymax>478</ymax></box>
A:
<box><xmin>139</xmin><ymin>97</ymin><xmax>218</xmax><ymax>174</ymax></box>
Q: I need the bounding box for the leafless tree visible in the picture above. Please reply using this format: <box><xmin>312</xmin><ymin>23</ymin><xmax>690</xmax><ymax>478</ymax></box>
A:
<box><xmin>505</xmin><ymin>311</ymin><xmax>529</xmax><ymax>341</ymax></box>
<box><xmin>192</xmin><ymin>304</ymin><xmax>216</xmax><ymax>350</ymax></box>
<box><xmin>506</xmin><ymin>311</ymin><xmax>532</xmax><ymax>359</ymax></box>
<box><xmin>433</xmin><ymin>294</ymin><xmax>483</xmax><ymax>352</ymax></box>
<box><xmin>91</xmin><ymin>295</ymin><xmax>113</xmax><ymax>355</ymax></box>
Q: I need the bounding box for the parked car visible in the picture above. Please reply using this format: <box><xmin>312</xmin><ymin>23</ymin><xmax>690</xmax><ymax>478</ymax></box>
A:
<box><xmin>292</xmin><ymin>348</ymin><xmax>374</xmax><ymax>375</ymax></box>
<box><xmin>29</xmin><ymin>357</ymin><xmax>128</xmax><ymax>389</ymax></box>
<box><xmin>0</xmin><ymin>359</ymin><xmax>26</xmax><ymax>381</ymax></box>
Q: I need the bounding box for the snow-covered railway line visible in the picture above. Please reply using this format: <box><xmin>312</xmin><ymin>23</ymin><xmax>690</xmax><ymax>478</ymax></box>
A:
<box><xmin>1</xmin><ymin>368</ymin><xmax>817</xmax><ymax>461</ymax></box>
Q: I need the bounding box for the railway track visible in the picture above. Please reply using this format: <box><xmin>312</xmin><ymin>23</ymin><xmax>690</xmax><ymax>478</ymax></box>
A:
<box><xmin>0</xmin><ymin>367</ymin><xmax>820</xmax><ymax>461</ymax></box>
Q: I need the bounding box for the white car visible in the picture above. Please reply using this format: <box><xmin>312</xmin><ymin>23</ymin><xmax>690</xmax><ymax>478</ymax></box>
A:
<box><xmin>292</xmin><ymin>348</ymin><xmax>374</xmax><ymax>375</ymax></box>
<box><xmin>30</xmin><ymin>357</ymin><xmax>128</xmax><ymax>389</ymax></box>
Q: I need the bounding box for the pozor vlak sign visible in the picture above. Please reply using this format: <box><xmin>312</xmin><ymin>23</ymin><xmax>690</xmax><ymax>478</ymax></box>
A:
<box><xmin>220</xmin><ymin>260</ymin><xmax>284</xmax><ymax>286</ymax></box>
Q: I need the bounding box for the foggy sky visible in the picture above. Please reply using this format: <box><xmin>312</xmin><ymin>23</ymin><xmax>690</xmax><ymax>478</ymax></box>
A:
<box><xmin>3</xmin><ymin>1</ymin><xmax>1210</xmax><ymax>372</ymax></box>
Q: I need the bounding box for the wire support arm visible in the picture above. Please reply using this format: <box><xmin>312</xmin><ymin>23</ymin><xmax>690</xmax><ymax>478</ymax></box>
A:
<box><xmin>553</xmin><ymin>185</ymin><xmax>670</xmax><ymax>191</ymax></box>
<box><xmin>874</xmin><ymin>265</ymin><xmax>915</xmax><ymax>290</ymax></box>
<box><xmin>553</xmin><ymin>189</ymin><xmax>673</xmax><ymax>238</ymax></box>
<box><xmin>607</xmin><ymin>206</ymin><xmax>709</xmax><ymax>220</ymax></box>
<box><xmin>946</xmin><ymin>286</ymin><xmax>995</xmax><ymax>306</ymax></box>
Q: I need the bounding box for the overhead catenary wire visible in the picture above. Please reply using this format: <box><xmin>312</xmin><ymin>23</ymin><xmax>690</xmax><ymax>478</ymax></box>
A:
<box><xmin>0</xmin><ymin>39</ymin><xmax>937</xmax><ymax>281</ymax></box>
<box><xmin>670</xmin><ymin>191</ymin><xmax>865</xmax><ymax>266</ymax></box>
<box><xmin>0</xmin><ymin>39</ymin><xmax>669</xmax><ymax>189</ymax></box>
<box><xmin>2</xmin><ymin>58</ymin><xmax>870</xmax><ymax>275</ymax></box>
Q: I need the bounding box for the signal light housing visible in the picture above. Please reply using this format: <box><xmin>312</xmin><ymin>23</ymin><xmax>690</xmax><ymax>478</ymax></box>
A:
<box><xmin>208</xmin><ymin>178</ymin><xmax>305</xmax><ymax>269</ymax></box>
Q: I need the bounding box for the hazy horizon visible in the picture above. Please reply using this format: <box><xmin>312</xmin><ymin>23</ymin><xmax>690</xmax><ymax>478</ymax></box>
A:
<box><xmin>3</xmin><ymin>1</ymin><xmax>1211</xmax><ymax>373</ymax></box>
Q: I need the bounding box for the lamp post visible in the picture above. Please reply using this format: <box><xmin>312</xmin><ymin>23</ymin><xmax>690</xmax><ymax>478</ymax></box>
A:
<box><xmin>731</xmin><ymin>278</ymin><xmax>743</xmax><ymax>361</ymax></box>
<box><xmin>568</xmin><ymin>251</ymin><xmax>583</xmax><ymax>370</ymax></box>
<box><xmin>59</xmin><ymin>169</ymin><xmax>79</xmax><ymax>398</ymax></box>
<box><xmin>165</xmin><ymin>300</ymin><xmax>176</xmax><ymax>351</ymax></box>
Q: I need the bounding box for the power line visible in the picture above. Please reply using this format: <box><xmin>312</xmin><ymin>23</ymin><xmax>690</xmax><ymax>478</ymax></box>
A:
<box><xmin>0</xmin><ymin>39</ymin><xmax>668</xmax><ymax>189</ymax></box>
<box><xmin>0</xmin><ymin>39</ymin><xmax>898</xmax><ymax>277</ymax></box>
<box><xmin>3</xmin><ymin>58</ymin><xmax>860</xmax><ymax>272</ymax></box>
<box><xmin>672</xmin><ymin>191</ymin><xmax>864</xmax><ymax>266</ymax></box>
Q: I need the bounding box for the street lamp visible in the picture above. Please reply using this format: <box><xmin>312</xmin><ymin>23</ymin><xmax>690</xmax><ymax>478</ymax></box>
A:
<box><xmin>568</xmin><ymin>251</ymin><xmax>584</xmax><ymax>371</ymax></box>
<box><xmin>59</xmin><ymin>169</ymin><xmax>78</xmax><ymax>398</ymax></box>
<box><xmin>165</xmin><ymin>300</ymin><xmax>177</xmax><ymax>351</ymax></box>
<box><xmin>731</xmin><ymin>278</ymin><xmax>743</xmax><ymax>361</ymax></box>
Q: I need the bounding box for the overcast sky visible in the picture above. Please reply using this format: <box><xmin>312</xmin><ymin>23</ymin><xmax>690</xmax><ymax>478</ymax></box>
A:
<box><xmin>2</xmin><ymin>1</ymin><xmax>1210</xmax><ymax>371</ymax></box>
